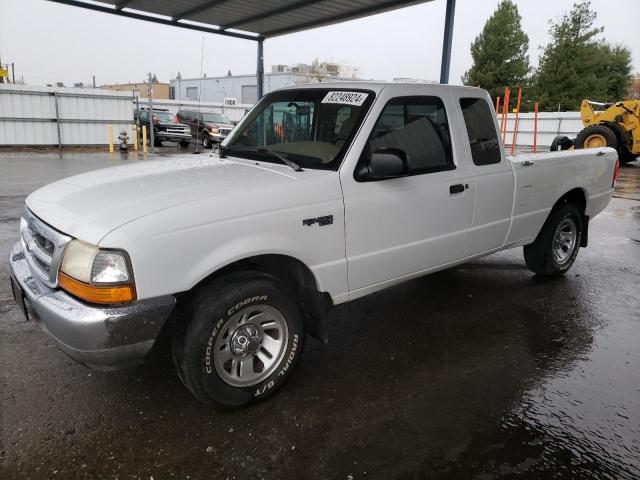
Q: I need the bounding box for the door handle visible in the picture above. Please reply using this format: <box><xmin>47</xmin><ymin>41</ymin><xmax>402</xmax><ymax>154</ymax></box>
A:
<box><xmin>449</xmin><ymin>184</ymin><xmax>466</xmax><ymax>194</ymax></box>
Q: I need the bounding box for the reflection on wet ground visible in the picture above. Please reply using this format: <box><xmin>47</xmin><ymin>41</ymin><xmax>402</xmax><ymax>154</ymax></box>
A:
<box><xmin>0</xmin><ymin>154</ymin><xmax>638</xmax><ymax>479</ymax></box>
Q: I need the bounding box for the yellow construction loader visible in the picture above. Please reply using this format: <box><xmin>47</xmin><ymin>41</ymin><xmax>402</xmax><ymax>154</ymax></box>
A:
<box><xmin>551</xmin><ymin>99</ymin><xmax>640</xmax><ymax>164</ymax></box>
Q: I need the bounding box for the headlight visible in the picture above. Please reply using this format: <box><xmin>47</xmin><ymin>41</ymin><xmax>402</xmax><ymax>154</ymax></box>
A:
<box><xmin>211</xmin><ymin>127</ymin><xmax>220</xmax><ymax>134</ymax></box>
<box><xmin>59</xmin><ymin>240</ymin><xmax>136</xmax><ymax>304</ymax></box>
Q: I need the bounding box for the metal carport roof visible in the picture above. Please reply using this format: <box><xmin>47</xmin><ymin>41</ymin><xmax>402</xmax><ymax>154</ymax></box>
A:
<box><xmin>46</xmin><ymin>0</ymin><xmax>456</xmax><ymax>95</ymax></box>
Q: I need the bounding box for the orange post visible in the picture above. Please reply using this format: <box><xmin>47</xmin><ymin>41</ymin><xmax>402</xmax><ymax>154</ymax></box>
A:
<box><xmin>501</xmin><ymin>87</ymin><xmax>510</xmax><ymax>143</ymax></box>
<box><xmin>510</xmin><ymin>87</ymin><xmax>522</xmax><ymax>155</ymax></box>
<box><xmin>495</xmin><ymin>96</ymin><xmax>501</xmax><ymax>115</ymax></box>
<box><xmin>533</xmin><ymin>102</ymin><xmax>539</xmax><ymax>153</ymax></box>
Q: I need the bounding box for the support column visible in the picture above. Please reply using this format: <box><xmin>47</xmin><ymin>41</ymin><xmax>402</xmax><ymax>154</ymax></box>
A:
<box><xmin>439</xmin><ymin>0</ymin><xmax>456</xmax><ymax>84</ymax></box>
<box><xmin>257</xmin><ymin>38</ymin><xmax>264</xmax><ymax>100</ymax></box>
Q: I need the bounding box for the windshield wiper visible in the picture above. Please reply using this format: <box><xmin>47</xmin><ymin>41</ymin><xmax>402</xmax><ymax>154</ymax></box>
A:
<box><xmin>256</xmin><ymin>148</ymin><xmax>303</xmax><ymax>172</ymax></box>
<box><xmin>222</xmin><ymin>146</ymin><xmax>303</xmax><ymax>172</ymax></box>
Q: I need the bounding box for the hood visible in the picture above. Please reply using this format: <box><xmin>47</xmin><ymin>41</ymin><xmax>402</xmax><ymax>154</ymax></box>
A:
<box><xmin>26</xmin><ymin>155</ymin><xmax>320</xmax><ymax>245</ymax></box>
<box><xmin>157</xmin><ymin>121</ymin><xmax>189</xmax><ymax>128</ymax></box>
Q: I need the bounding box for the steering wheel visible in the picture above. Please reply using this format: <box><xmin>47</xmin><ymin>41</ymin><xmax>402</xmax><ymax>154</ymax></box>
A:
<box><xmin>332</xmin><ymin>134</ymin><xmax>349</xmax><ymax>145</ymax></box>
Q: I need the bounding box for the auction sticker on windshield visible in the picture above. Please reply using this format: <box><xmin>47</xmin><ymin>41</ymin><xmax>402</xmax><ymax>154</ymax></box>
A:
<box><xmin>321</xmin><ymin>91</ymin><xmax>368</xmax><ymax>106</ymax></box>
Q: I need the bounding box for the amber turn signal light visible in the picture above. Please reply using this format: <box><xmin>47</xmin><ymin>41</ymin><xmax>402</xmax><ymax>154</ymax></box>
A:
<box><xmin>59</xmin><ymin>272</ymin><xmax>136</xmax><ymax>304</ymax></box>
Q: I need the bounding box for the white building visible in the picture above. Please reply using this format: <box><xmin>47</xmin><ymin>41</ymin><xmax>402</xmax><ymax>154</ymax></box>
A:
<box><xmin>172</xmin><ymin>63</ymin><xmax>363</xmax><ymax>104</ymax></box>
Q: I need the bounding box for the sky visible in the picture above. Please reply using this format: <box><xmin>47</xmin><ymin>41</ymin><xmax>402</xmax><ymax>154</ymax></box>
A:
<box><xmin>0</xmin><ymin>0</ymin><xmax>638</xmax><ymax>87</ymax></box>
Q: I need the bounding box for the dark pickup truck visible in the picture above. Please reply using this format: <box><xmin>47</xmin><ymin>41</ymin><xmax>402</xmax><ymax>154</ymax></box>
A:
<box><xmin>177</xmin><ymin>109</ymin><xmax>235</xmax><ymax>149</ymax></box>
<box><xmin>135</xmin><ymin>109</ymin><xmax>191</xmax><ymax>147</ymax></box>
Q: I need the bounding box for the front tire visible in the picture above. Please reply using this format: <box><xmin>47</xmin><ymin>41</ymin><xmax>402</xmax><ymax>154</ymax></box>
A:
<box><xmin>524</xmin><ymin>203</ymin><xmax>583</xmax><ymax>276</ymax></box>
<box><xmin>179</xmin><ymin>140</ymin><xmax>190</xmax><ymax>148</ymax></box>
<box><xmin>202</xmin><ymin>134</ymin><xmax>212</xmax><ymax>149</ymax></box>
<box><xmin>173</xmin><ymin>272</ymin><xmax>304</xmax><ymax>408</ymax></box>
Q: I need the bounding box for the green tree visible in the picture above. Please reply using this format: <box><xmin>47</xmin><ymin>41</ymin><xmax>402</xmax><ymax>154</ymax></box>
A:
<box><xmin>533</xmin><ymin>1</ymin><xmax>632</xmax><ymax>111</ymax></box>
<box><xmin>599</xmin><ymin>44</ymin><xmax>633</xmax><ymax>100</ymax></box>
<box><xmin>462</xmin><ymin>0</ymin><xmax>530</xmax><ymax>100</ymax></box>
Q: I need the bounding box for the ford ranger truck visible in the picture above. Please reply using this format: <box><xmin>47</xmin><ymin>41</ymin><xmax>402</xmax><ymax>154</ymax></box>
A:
<box><xmin>9</xmin><ymin>83</ymin><xmax>618</xmax><ymax>408</ymax></box>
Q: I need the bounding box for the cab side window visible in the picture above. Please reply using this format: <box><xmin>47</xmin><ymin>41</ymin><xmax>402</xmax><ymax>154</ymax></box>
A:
<box><xmin>365</xmin><ymin>96</ymin><xmax>454</xmax><ymax>175</ymax></box>
<box><xmin>459</xmin><ymin>98</ymin><xmax>502</xmax><ymax>166</ymax></box>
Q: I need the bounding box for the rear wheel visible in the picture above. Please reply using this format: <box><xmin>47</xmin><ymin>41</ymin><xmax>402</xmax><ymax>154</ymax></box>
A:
<box><xmin>575</xmin><ymin>124</ymin><xmax>617</xmax><ymax>151</ymax></box>
<box><xmin>524</xmin><ymin>203</ymin><xmax>583</xmax><ymax>276</ymax></box>
<box><xmin>576</xmin><ymin>124</ymin><xmax>639</xmax><ymax>165</ymax></box>
<box><xmin>172</xmin><ymin>272</ymin><xmax>304</xmax><ymax>408</ymax></box>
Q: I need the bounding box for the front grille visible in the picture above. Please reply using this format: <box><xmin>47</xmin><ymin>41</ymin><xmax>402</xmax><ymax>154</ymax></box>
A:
<box><xmin>219</xmin><ymin>128</ymin><xmax>232</xmax><ymax>136</ymax></box>
<box><xmin>163</xmin><ymin>127</ymin><xmax>190</xmax><ymax>135</ymax></box>
<box><xmin>20</xmin><ymin>209</ymin><xmax>71</xmax><ymax>288</ymax></box>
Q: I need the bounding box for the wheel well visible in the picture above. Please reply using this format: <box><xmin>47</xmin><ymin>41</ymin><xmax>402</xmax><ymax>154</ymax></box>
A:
<box><xmin>552</xmin><ymin>188</ymin><xmax>586</xmax><ymax>214</ymax></box>
<box><xmin>173</xmin><ymin>254</ymin><xmax>333</xmax><ymax>339</ymax></box>
<box><xmin>550</xmin><ymin>188</ymin><xmax>589</xmax><ymax>247</ymax></box>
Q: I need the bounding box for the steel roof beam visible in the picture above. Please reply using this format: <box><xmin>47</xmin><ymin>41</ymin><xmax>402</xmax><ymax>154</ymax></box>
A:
<box><xmin>172</xmin><ymin>0</ymin><xmax>232</xmax><ymax>22</ymax></box>
<box><xmin>114</xmin><ymin>0</ymin><xmax>132</xmax><ymax>11</ymax></box>
<box><xmin>221</xmin><ymin>0</ymin><xmax>324</xmax><ymax>30</ymax></box>
<box><xmin>46</xmin><ymin>0</ymin><xmax>261</xmax><ymax>41</ymax></box>
<box><xmin>261</xmin><ymin>0</ymin><xmax>426</xmax><ymax>37</ymax></box>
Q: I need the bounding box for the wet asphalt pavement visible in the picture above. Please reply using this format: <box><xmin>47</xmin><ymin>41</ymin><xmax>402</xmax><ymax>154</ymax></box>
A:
<box><xmin>0</xmin><ymin>150</ymin><xmax>639</xmax><ymax>480</ymax></box>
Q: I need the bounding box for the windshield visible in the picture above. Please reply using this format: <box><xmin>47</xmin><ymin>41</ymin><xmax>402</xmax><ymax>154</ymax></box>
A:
<box><xmin>202</xmin><ymin>113</ymin><xmax>231</xmax><ymax>124</ymax></box>
<box><xmin>152</xmin><ymin>111</ymin><xmax>176</xmax><ymax>123</ymax></box>
<box><xmin>223</xmin><ymin>89</ymin><xmax>374</xmax><ymax>170</ymax></box>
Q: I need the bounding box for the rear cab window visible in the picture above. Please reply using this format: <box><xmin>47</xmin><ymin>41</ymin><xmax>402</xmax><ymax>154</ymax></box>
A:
<box><xmin>459</xmin><ymin>98</ymin><xmax>502</xmax><ymax>166</ymax></box>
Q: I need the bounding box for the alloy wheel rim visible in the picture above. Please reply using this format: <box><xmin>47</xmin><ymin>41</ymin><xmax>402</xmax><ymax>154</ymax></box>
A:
<box><xmin>213</xmin><ymin>304</ymin><xmax>288</xmax><ymax>387</ymax></box>
<box><xmin>584</xmin><ymin>133</ymin><xmax>606</xmax><ymax>148</ymax></box>
<box><xmin>552</xmin><ymin>217</ymin><xmax>577</xmax><ymax>265</ymax></box>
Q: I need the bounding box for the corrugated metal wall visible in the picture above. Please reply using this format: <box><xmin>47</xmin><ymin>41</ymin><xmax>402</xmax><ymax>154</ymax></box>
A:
<box><xmin>0</xmin><ymin>84</ymin><xmax>134</xmax><ymax>146</ymax></box>
<box><xmin>502</xmin><ymin>112</ymin><xmax>583</xmax><ymax>149</ymax></box>
<box><xmin>0</xmin><ymin>83</ymin><xmax>585</xmax><ymax>149</ymax></box>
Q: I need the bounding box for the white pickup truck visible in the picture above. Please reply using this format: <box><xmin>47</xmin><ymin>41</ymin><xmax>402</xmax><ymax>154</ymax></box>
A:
<box><xmin>9</xmin><ymin>82</ymin><xmax>618</xmax><ymax>407</ymax></box>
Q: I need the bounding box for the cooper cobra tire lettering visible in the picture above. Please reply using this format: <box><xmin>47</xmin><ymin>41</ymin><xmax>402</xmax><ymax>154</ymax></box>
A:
<box><xmin>227</xmin><ymin>295</ymin><xmax>267</xmax><ymax>316</ymax></box>
<box><xmin>278</xmin><ymin>334</ymin><xmax>299</xmax><ymax>377</ymax></box>
<box><xmin>205</xmin><ymin>318</ymin><xmax>224</xmax><ymax>373</ymax></box>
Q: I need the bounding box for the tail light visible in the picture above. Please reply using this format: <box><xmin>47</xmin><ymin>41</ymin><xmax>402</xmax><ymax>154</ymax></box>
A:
<box><xmin>613</xmin><ymin>159</ymin><xmax>619</xmax><ymax>187</ymax></box>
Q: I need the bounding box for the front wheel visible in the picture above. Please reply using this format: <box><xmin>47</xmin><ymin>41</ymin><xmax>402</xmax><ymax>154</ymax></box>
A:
<box><xmin>179</xmin><ymin>140</ymin><xmax>190</xmax><ymax>148</ymax></box>
<box><xmin>524</xmin><ymin>203</ymin><xmax>583</xmax><ymax>276</ymax></box>
<box><xmin>173</xmin><ymin>272</ymin><xmax>304</xmax><ymax>408</ymax></box>
<box><xmin>202</xmin><ymin>134</ymin><xmax>212</xmax><ymax>149</ymax></box>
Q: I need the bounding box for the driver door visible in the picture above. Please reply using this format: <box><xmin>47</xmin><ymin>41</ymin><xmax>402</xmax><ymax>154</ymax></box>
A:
<box><xmin>340</xmin><ymin>88</ymin><xmax>475</xmax><ymax>297</ymax></box>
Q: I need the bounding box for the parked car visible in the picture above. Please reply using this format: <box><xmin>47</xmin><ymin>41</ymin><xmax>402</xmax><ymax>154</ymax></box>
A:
<box><xmin>135</xmin><ymin>108</ymin><xmax>191</xmax><ymax>147</ymax></box>
<box><xmin>176</xmin><ymin>109</ymin><xmax>234</xmax><ymax>149</ymax></box>
<box><xmin>10</xmin><ymin>82</ymin><xmax>618</xmax><ymax>408</ymax></box>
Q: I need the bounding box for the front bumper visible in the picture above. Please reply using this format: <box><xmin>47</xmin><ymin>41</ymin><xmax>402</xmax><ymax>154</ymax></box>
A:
<box><xmin>157</xmin><ymin>131</ymin><xmax>191</xmax><ymax>141</ymax></box>
<box><xmin>210</xmin><ymin>133</ymin><xmax>228</xmax><ymax>143</ymax></box>
<box><xmin>9</xmin><ymin>242</ymin><xmax>176</xmax><ymax>370</ymax></box>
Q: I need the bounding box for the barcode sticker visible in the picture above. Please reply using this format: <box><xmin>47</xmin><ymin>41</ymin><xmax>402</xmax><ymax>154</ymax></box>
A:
<box><xmin>321</xmin><ymin>91</ymin><xmax>368</xmax><ymax>106</ymax></box>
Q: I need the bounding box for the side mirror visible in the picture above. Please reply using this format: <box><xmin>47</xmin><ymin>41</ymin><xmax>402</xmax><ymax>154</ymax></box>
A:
<box><xmin>358</xmin><ymin>147</ymin><xmax>409</xmax><ymax>180</ymax></box>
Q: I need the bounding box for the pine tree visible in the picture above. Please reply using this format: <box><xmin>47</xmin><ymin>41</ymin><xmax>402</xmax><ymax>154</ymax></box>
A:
<box><xmin>462</xmin><ymin>0</ymin><xmax>530</xmax><ymax>99</ymax></box>
<box><xmin>533</xmin><ymin>1</ymin><xmax>632</xmax><ymax>111</ymax></box>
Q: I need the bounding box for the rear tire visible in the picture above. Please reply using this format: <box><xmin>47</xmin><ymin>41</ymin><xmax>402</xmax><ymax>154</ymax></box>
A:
<box><xmin>575</xmin><ymin>124</ymin><xmax>617</xmax><ymax>152</ymax></box>
<box><xmin>524</xmin><ymin>203</ymin><xmax>583</xmax><ymax>276</ymax></box>
<box><xmin>172</xmin><ymin>272</ymin><xmax>304</xmax><ymax>408</ymax></box>
<box><xmin>550</xmin><ymin>135</ymin><xmax>573</xmax><ymax>151</ymax></box>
